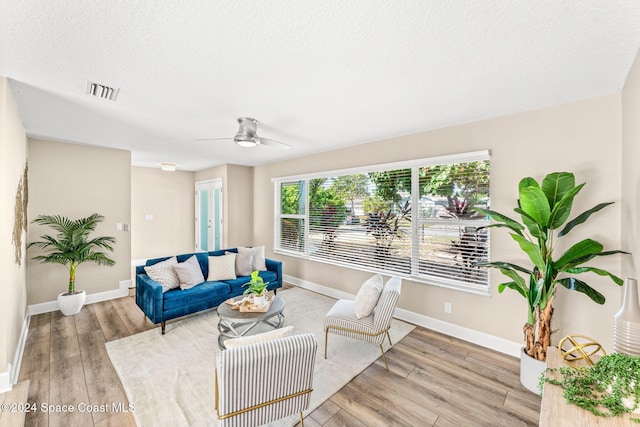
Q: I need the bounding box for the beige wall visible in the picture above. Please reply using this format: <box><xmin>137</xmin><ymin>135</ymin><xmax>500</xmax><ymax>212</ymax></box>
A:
<box><xmin>129</xmin><ymin>162</ymin><xmax>253</xmax><ymax>257</ymax></box>
<box><xmin>254</xmin><ymin>94</ymin><xmax>624</xmax><ymax>350</ymax></box>
<box><xmin>27</xmin><ymin>139</ymin><xmax>132</xmax><ymax>304</ymax></box>
<box><xmin>226</xmin><ymin>164</ymin><xmax>254</xmax><ymax>247</ymax></box>
<box><xmin>195</xmin><ymin>164</ymin><xmax>254</xmax><ymax>248</ymax></box>
<box><xmin>131</xmin><ymin>167</ymin><xmax>195</xmax><ymax>259</ymax></box>
<box><xmin>622</xmin><ymin>48</ymin><xmax>640</xmax><ymax>280</ymax></box>
<box><xmin>0</xmin><ymin>77</ymin><xmax>28</xmax><ymax>382</ymax></box>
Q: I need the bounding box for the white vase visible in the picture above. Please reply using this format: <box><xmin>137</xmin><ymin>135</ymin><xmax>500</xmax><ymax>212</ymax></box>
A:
<box><xmin>520</xmin><ymin>347</ymin><xmax>546</xmax><ymax>395</ymax></box>
<box><xmin>57</xmin><ymin>290</ymin><xmax>86</xmax><ymax>316</ymax></box>
<box><xmin>614</xmin><ymin>278</ymin><xmax>640</xmax><ymax>356</ymax></box>
<box><xmin>253</xmin><ymin>295</ymin><xmax>266</xmax><ymax>306</ymax></box>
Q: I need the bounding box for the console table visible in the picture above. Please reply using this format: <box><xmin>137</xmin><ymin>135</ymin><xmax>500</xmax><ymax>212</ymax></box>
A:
<box><xmin>539</xmin><ymin>347</ymin><xmax>636</xmax><ymax>426</ymax></box>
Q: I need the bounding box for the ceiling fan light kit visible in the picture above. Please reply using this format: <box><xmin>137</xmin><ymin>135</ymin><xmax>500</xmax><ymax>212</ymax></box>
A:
<box><xmin>197</xmin><ymin>117</ymin><xmax>291</xmax><ymax>150</ymax></box>
<box><xmin>235</xmin><ymin>138</ymin><xmax>258</xmax><ymax>148</ymax></box>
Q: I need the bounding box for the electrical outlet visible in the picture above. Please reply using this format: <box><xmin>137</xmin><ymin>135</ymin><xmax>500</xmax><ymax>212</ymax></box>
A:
<box><xmin>444</xmin><ymin>302</ymin><xmax>452</xmax><ymax>314</ymax></box>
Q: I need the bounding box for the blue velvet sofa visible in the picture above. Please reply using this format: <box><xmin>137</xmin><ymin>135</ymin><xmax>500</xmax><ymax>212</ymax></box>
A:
<box><xmin>135</xmin><ymin>248</ymin><xmax>282</xmax><ymax>333</ymax></box>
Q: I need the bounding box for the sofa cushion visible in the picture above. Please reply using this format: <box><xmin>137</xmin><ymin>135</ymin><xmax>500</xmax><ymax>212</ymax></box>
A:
<box><xmin>208</xmin><ymin>254</ymin><xmax>237</xmax><ymax>281</ymax></box>
<box><xmin>163</xmin><ymin>281</ymin><xmax>231</xmax><ymax>311</ymax></box>
<box><xmin>238</xmin><ymin>246</ymin><xmax>266</xmax><ymax>271</ymax></box>
<box><xmin>144</xmin><ymin>256</ymin><xmax>180</xmax><ymax>292</ymax></box>
<box><xmin>173</xmin><ymin>255</ymin><xmax>205</xmax><ymax>290</ymax></box>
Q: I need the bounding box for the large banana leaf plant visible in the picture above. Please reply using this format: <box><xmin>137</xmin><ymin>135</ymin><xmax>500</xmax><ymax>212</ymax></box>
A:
<box><xmin>27</xmin><ymin>213</ymin><xmax>116</xmax><ymax>295</ymax></box>
<box><xmin>474</xmin><ymin>172</ymin><xmax>627</xmax><ymax>362</ymax></box>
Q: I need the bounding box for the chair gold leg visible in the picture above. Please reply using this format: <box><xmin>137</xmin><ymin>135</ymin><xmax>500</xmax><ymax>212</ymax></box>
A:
<box><xmin>379</xmin><ymin>345</ymin><xmax>389</xmax><ymax>371</ymax></box>
<box><xmin>324</xmin><ymin>328</ymin><xmax>328</xmax><ymax>359</ymax></box>
<box><xmin>300</xmin><ymin>411</ymin><xmax>304</xmax><ymax>426</ymax></box>
<box><xmin>386</xmin><ymin>331</ymin><xmax>392</xmax><ymax>346</ymax></box>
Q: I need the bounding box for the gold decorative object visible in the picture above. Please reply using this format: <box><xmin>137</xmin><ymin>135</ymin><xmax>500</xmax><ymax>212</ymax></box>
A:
<box><xmin>225</xmin><ymin>293</ymin><xmax>273</xmax><ymax>312</ymax></box>
<box><xmin>558</xmin><ymin>334</ymin><xmax>606</xmax><ymax>368</ymax></box>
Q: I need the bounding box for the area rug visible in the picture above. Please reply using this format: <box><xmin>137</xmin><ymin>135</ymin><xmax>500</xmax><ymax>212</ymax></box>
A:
<box><xmin>106</xmin><ymin>286</ymin><xmax>415</xmax><ymax>427</ymax></box>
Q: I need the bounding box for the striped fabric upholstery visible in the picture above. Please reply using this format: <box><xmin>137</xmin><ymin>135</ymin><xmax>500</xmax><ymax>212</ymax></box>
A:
<box><xmin>325</xmin><ymin>276</ymin><xmax>402</xmax><ymax>345</ymax></box>
<box><xmin>216</xmin><ymin>333</ymin><xmax>317</xmax><ymax>427</ymax></box>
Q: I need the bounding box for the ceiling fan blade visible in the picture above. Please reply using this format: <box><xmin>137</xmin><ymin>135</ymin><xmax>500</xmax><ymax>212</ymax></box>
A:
<box><xmin>194</xmin><ymin>137</ymin><xmax>232</xmax><ymax>141</ymax></box>
<box><xmin>259</xmin><ymin>137</ymin><xmax>291</xmax><ymax>150</ymax></box>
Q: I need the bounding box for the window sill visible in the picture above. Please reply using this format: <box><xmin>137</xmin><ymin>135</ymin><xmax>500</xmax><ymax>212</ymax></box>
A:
<box><xmin>273</xmin><ymin>248</ymin><xmax>491</xmax><ymax>297</ymax></box>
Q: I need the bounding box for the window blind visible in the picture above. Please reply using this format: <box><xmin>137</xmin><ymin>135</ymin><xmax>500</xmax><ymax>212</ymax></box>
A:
<box><xmin>274</xmin><ymin>152</ymin><xmax>490</xmax><ymax>292</ymax></box>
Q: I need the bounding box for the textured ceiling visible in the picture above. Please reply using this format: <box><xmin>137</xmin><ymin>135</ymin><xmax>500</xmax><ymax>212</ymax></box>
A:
<box><xmin>1</xmin><ymin>1</ymin><xmax>639</xmax><ymax>171</ymax></box>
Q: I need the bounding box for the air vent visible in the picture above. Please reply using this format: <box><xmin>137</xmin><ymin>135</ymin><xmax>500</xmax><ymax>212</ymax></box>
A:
<box><xmin>84</xmin><ymin>80</ymin><xmax>119</xmax><ymax>101</ymax></box>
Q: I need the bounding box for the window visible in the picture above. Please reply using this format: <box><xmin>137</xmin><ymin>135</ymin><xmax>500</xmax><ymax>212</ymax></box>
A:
<box><xmin>273</xmin><ymin>151</ymin><xmax>490</xmax><ymax>294</ymax></box>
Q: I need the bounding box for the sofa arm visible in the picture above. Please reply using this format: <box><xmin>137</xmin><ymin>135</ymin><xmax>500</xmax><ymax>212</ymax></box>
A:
<box><xmin>136</xmin><ymin>273</ymin><xmax>164</xmax><ymax>324</ymax></box>
<box><xmin>265</xmin><ymin>258</ymin><xmax>283</xmax><ymax>289</ymax></box>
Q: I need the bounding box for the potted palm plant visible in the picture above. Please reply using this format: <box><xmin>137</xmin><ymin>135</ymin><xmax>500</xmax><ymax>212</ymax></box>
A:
<box><xmin>474</xmin><ymin>172</ymin><xmax>627</xmax><ymax>393</ymax></box>
<box><xmin>27</xmin><ymin>213</ymin><xmax>116</xmax><ymax>315</ymax></box>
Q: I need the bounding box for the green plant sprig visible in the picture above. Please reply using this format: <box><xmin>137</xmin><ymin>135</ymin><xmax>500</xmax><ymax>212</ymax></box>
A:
<box><xmin>242</xmin><ymin>270</ymin><xmax>269</xmax><ymax>296</ymax></box>
<box><xmin>540</xmin><ymin>353</ymin><xmax>640</xmax><ymax>422</ymax></box>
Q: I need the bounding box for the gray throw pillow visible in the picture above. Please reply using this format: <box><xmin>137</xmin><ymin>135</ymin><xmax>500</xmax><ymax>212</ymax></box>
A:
<box><xmin>238</xmin><ymin>246</ymin><xmax>267</xmax><ymax>271</ymax></box>
<box><xmin>173</xmin><ymin>255</ymin><xmax>205</xmax><ymax>290</ymax></box>
<box><xmin>228</xmin><ymin>251</ymin><xmax>253</xmax><ymax>276</ymax></box>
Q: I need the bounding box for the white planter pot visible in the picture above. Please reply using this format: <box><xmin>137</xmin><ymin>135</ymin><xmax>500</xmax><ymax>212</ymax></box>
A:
<box><xmin>253</xmin><ymin>295</ymin><xmax>266</xmax><ymax>306</ymax></box>
<box><xmin>57</xmin><ymin>290</ymin><xmax>86</xmax><ymax>316</ymax></box>
<box><xmin>520</xmin><ymin>347</ymin><xmax>546</xmax><ymax>395</ymax></box>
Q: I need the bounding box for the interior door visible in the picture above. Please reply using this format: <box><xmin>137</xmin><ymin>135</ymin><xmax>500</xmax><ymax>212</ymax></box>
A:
<box><xmin>195</xmin><ymin>179</ymin><xmax>223</xmax><ymax>251</ymax></box>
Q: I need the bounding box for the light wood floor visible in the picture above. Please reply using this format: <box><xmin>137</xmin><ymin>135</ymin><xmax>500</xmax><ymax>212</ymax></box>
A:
<box><xmin>18</xmin><ymin>289</ymin><xmax>541</xmax><ymax>426</ymax></box>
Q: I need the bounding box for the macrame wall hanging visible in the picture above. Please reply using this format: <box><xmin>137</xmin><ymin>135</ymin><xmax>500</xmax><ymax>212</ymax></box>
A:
<box><xmin>12</xmin><ymin>162</ymin><xmax>28</xmax><ymax>266</ymax></box>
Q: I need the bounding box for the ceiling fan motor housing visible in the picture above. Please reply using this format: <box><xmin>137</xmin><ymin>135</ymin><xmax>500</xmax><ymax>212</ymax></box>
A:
<box><xmin>234</xmin><ymin>117</ymin><xmax>260</xmax><ymax>146</ymax></box>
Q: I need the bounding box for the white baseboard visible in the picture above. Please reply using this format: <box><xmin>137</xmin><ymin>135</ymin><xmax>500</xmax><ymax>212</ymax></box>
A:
<box><xmin>392</xmin><ymin>306</ymin><xmax>521</xmax><ymax>357</ymax></box>
<box><xmin>10</xmin><ymin>280</ymin><xmax>130</xmax><ymax>393</ymax></box>
<box><xmin>86</xmin><ymin>280</ymin><xmax>131</xmax><ymax>304</ymax></box>
<box><xmin>28</xmin><ymin>279</ymin><xmax>131</xmax><ymax>316</ymax></box>
<box><xmin>284</xmin><ymin>274</ymin><xmax>355</xmax><ymax>301</ymax></box>
<box><xmin>9</xmin><ymin>314</ymin><xmax>30</xmax><ymax>387</ymax></box>
<box><xmin>0</xmin><ymin>364</ymin><xmax>11</xmax><ymax>394</ymax></box>
<box><xmin>285</xmin><ymin>274</ymin><xmax>522</xmax><ymax>358</ymax></box>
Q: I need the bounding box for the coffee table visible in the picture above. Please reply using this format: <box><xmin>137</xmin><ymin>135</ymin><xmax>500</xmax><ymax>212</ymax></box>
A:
<box><xmin>217</xmin><ymin>296</ymin><xmax>285</xmax><ymax>349</ymax></box>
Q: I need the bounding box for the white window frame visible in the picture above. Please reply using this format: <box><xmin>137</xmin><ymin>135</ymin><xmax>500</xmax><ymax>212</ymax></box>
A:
<box><xmin>275</xmin><ymin>180</ymin><xmax>308</xmax><ymax>253</ymax></box>
<box><xmin>273</xmin><ymin>150</ymin><xmax>491</xmax><ymax>295</ymax></box>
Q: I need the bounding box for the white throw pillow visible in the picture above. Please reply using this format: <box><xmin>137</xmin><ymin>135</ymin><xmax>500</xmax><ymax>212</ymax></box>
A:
<box><xmin>173</xmin><ymin>255</ymin><xmax>205</xmax><ymax>290</ymax></box>
<box><xmin>353</xmin><ymin>274</ymin><xmax>384</xmax><ymax>319</ymax></box>
<box><xmin>227</xmin><ymin>251</ymin><xmax>252</xmax><ymax>276</ymax></box>
<box><xmin>144</xmin><ymin>256</ymin><xmax>180</xmax><ymax>293</ymax></box>
<box><xmin>224</xmin><ymin>326</ymin><xmax>294</xmax><ymax>349</ymax></box>
<box><xmin>207</xmin><ymin>254</ymin><xmax>237</xmax><ymax>281</ymax></box>
<box><xmin>238</xmin><ymin>246</ymin><xmax>266</xmax><ymax>271</ymax></box>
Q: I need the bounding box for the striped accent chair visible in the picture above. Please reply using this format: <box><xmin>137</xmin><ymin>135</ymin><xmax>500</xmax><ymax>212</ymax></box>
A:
<box><xmin>215</xmin><ymin>333</ymin><xmax>318</xmax><ymax>427</ymax></box>
<box><xmin>324</xmin><ymin>276</ymin><xmax>402</xmax><ymax>370</ymax></box>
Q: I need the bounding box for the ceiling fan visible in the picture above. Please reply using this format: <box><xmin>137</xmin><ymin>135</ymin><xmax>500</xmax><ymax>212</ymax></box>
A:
<box><xmin>197</xmin><ymin>117</ymin><xmax>291</xmax><ymax>150</ymax></box>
